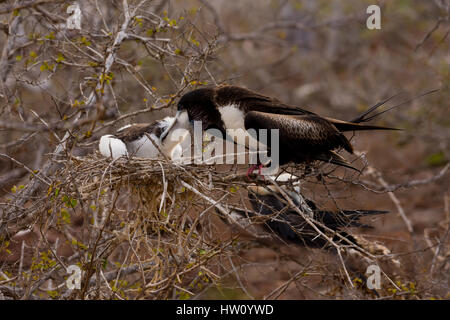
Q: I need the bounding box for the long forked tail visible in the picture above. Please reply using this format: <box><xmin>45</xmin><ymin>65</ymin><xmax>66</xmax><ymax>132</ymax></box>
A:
<box><xmin>339</xmin><ymin>209</ymin><xmax>389</xmax><ymax>228</ymax></box>
<box><xmin>325</xmin><ymin>118</ymin><xmax>401</xmax><ymax>132</ymax></box>
<box><xmin>351</xmin><ymin>88</ymin><xmax>439</xmax><ymax>124</ymax></box>
<box><xmin>327</xmin><ymin>89</ymin><xmax>439</xmax><ymax>132</ymax></box>
<box><xmin>318</xmin><ymin>209</ymin><xmax>389</xmax><ymax>229</ymax></box>
<box><xmin>350</xmin><ymin>92</ymin><xmax>403</xmax><ymax>124</ymax></box>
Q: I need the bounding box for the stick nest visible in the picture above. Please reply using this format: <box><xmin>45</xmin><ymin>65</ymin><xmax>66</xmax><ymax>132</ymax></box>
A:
<box><xmin>0</xmin><ymin>152</ymin><xmax>399</xmax><ymax>299</ymax></box>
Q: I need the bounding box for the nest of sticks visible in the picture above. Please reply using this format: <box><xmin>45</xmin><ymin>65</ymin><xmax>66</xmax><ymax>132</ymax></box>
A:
<box><xmin>0</xmin><ymin>151</ymin><xmax>400</xmax><ymax>300</ymax></box>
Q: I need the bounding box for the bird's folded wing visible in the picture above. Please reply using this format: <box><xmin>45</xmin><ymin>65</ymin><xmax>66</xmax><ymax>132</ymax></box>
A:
<box><xmin>244</xmin><ymin>111</ymin><xmax>353</xmax><ymax>152</ymax></box>
<box><xmin>216</xmin><ymin>85</ymin><xmax>315</xmax><ymax>115</ymax></box>
<box><xmin>115</xmin><ymin>123</ymin><xmax>156</xmax><ymax>142</ymax></box>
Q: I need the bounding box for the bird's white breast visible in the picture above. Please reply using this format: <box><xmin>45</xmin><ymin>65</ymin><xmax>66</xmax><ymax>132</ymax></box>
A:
<box><xmin>218</xmin><ymin>104</ymin><xmax>248</xmax><ymax>143</ymax></box>
<box><xmin>218</xmin><ymin>104</ymin><xmax>261</xmax><ymax>148</ymax></box>
<box><xmin>218</xmin><ymin>104</ymin><xmax>245</xmax><ymax>130</ymax></box>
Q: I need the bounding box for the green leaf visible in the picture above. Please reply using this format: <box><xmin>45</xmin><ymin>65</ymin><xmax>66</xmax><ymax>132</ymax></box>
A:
<box><xmin>178</xmin><ymin>291</ymin><xmax>191</xmax><ymax>300</ymax></box>
<box><xmin>45</xmin><ymin>32</ymin><xmax>55</xmax><ymax>40</ymax></box>
<box><xmin>190</xmin><ymin>36</ymin><xmax>199</xmax><ymax>47</ymax></box>
<box><xmin>426</xmin><ymin>152</ymin><xmax>446</xmax><ymax>167</ymax></box>
<box><xmin>56</xmin><ymin>53</ymin><xmax>65</xmax><ymax>63</ymax></box>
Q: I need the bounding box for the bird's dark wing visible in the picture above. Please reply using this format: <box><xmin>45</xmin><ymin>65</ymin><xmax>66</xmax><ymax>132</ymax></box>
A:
<box><xmin>244</xmin><ymin>111</ymin><xmax>353</xmax><ymax>153</ymax></box>
<box><xmin>215</xmin><ymin>85</ymin><xmax>315</xmax><ymax>116</ymax></box>
<box><xmin>215</xmin><ymin>86</ymin><xmax>404</xmax><ymax>131</ymax></box>
<box><xmin>115</xmin><ymin>123</ymin><xmax>161</xmax><ymax>142</ymax></box>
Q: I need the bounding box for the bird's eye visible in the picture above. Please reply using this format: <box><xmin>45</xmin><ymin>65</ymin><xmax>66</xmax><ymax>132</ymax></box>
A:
<box><xmin>177</xmin><ymin>104</ymin><xmax>183</xmax><ymax>111</ymax></box>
